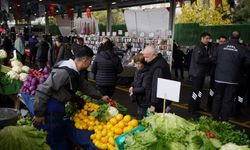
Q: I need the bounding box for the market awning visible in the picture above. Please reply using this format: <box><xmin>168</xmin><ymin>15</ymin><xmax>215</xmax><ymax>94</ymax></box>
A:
<box><xmin>9</xmin><ymin>0</ymin><xmax>170</xmax><ymax>11</ymax></box>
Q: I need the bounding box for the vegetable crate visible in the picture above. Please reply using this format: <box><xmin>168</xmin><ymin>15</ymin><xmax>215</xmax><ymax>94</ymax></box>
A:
<box><xmin>115</xmin><ymin>125</ymin><xmax>145</xmax><ymax>150</ymax></box>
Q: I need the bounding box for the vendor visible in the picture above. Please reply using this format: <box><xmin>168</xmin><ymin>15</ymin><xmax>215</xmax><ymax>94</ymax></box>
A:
<box><xmin>32</xmin><ymin>46</ymin><xmax>109</xmax><ymax>150</ymax></box>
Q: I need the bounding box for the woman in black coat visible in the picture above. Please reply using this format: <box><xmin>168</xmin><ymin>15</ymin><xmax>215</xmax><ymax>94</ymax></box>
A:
<box><xmin>92</xmin><ymin>37</ymin><xmax>123</xmax><ymax>98</ymax></box>
<box><xmin>129</xmin><ymin>53</ymin><xmax>149</xmax><ymax>119</ymax></box>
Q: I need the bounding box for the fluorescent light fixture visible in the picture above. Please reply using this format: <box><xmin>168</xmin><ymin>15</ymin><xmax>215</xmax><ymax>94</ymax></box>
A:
<box><xmin>89</xmin><ymin>6</ymin><xmax>92</xmax><ymax>8</ymax></box>
<box><xmin>112</xmin><ymin>2</ymin><xmax>116</xmax><ymax>5</ymax></box>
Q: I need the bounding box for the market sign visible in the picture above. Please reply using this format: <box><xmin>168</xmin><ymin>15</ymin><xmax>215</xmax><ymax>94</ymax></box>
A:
<box><xmin>157</xmin><ymin>78</ymin><xmax>181</xmax><ymax>103</ymax></box>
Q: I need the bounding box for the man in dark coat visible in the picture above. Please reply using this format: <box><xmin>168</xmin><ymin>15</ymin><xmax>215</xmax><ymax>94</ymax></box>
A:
<box><xmin>143</xmin><ymin>46</ymin><xmax>171</xmax><ymax>113</ymax></box>
<box><xmin>188</xmin><ymin>33</ymin><xmax>212</xmax><ymax>115</ymax></box>
<box><xmin>212</xmin><ymin>31</ymin><xmax>250</xmax><ymax>121</ymax></box>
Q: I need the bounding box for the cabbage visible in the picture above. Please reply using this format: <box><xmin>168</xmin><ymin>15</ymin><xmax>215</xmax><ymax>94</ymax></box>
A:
<box><xmin>12</xmin><ymin>66</ymin><xmax>22</xmax><ymax>73</ymax></box>
<box><xmin>11</xmin><ymin>60</ymin><xmax>23</xmax><ymax>67</ymax></box>
<box><xmin>0</xmin><ymin>49</ymin><xmax>7</xmax><ymax>59</ymax></box>
<box><xmin>21</xmin><ymin>66</ymin><xmax>30</xmax><ymax>73</ymax></box>
<box><xmin>19</xmin><ymin>73</ymin><xmax>28</xmax><ymax>81</ymax></box>
<box><xmin>220</xmin><ymin>143</ymin><xmax>250</xmax><ymax>150</ymax></box>
<box><xmin>6</xmin><ymin>71</ymin><xmax>19</xmax><ymax>80</ymax></box>
<box><xmin>106</xmin><ymin>106</ymin><xmax>119</xmax><ymax>120</ymax></box>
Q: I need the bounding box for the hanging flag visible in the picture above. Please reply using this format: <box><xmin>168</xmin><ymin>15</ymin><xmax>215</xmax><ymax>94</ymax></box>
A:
<box><xmin>86</xmin><ymin>7</ymin><xmax>91</xmax><ymax>18</ymax></box>
<box><xmin>39</xmin><ymin>4</ymin><xmax>45</xmax><ymax>16</ymax></box>
<box><xmin>1</xmin><ymin>0</ymin><xmax>9</xmax><ymax>12</ymax></box>
<box><xmin>67</xmin><ymin>5</ymin><xmax>74</xmax><ymax>20</ymax></box>
<box><xmin>215</xmin><ymin>0</ymin><xmax>223</xmax><ymax>8</ymax></box>
<box><xmin>48</xmin><ymin>3</ymin><xmax>56</xmax><ymax>16</ymax></box>
<box><xmin>14</xmin><ymin>0</ymin><xmax>21</xmax><ymax>19</ymax></box>
<box><xmin>77</xmin><ymin>8</ymin><xmax>82</xmax><ymax>18</ymax></box>
<box><xmin>92</xmin><ymin>20</ymin><xmax>96</xmax><ymax>34</ymax></box>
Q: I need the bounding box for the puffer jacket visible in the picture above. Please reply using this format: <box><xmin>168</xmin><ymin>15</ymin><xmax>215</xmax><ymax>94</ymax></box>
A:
<box><xmin>34</xmin><ymin>59</ymin><xmax>103</xmax><ymax>117</ymax></box>
<box><xmin>92</xmin><ymin>50</ymin><xmax>123</xmax><ymax>86</ymax></box>
<box><xmin>131</xmin><ymin>67</ymin><xmax>150</xmax><ymax>107</ymax></box>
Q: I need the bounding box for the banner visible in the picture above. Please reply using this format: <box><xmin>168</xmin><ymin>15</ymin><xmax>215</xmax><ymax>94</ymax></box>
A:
<box><xmin>124</xmin><ymin>8</ymin><xmax>169</xmax><ymax>38</ymax></box>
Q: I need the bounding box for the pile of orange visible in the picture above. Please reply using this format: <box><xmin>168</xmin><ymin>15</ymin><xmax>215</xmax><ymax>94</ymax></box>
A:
<box><xmin>91</xmin><ymin>114</ymin><xmax>138</xmax><ymax>150</ymax></box>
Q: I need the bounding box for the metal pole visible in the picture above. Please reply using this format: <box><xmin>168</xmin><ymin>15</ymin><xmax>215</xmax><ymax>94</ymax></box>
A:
<box><xmin>169</xmin><ymin>0</ymin><xmax>176</xmax><ymax>34</ymax></box>
<box><xmin>45</xmin><ymin>13</ymin><xmax>49</xmax><ymax>34</ymax></box>
<box><xmin>106</xmin><ymin>2</ymin><xmax>112</xmax><ymax>33</ymax></box>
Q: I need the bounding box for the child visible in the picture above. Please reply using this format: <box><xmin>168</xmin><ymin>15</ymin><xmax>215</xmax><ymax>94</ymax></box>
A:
<box><xmin>129</xmin><ymin>53</ymin><xmax>149</xmax><ymax>119</ymax></box>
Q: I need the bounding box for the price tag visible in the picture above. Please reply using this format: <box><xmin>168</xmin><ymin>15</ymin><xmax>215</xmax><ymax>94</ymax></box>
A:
<box><xmin>102</xmin><ymin>32</ymin><xmax>105</xmax><ymax>36</ymax></box>
<box><xmin>112</xmin><ymin>32</ymin><xmax>117</xmax><ymax>36</ymax></box>
<box><xmin>107</xmin><ymin>32</ymin><xmax>111</xmax><ymax>36</ymax></box>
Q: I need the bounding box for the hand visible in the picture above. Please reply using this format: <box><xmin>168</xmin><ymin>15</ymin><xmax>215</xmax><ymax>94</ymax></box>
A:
<box><xmin>129</xmin><ymin>92</ymin><xmax>133</xmax><ymax>96</ymax></box>
<box><xmin>32</xmin><ymin>116</ymin><xmax>45</xmax><ymax>126</ymax></box>
<box><xmin>129</xmin><ymin>87</ymin><xmax>133</xmax><ymax>93</ymax></box>
<box><xmin>150</xmin><ymin>105</ymin><xmax>155</xmax><ymax>114</ymax></box>
<box><xmin>101</xmin><ymin>96</ymin><xmax>109</xmax><ymax>102</ymax></box>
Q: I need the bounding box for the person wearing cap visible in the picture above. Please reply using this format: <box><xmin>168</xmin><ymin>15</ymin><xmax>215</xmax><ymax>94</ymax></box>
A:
<box><xmin>212</xmin><ymin>31</ymin><xmax>250</xmax><ymax>121</ymax></box>
<box><xmin>32</xmin><ymin>46</ymin><xmax>109</xmax><ymax>150</ymax></box>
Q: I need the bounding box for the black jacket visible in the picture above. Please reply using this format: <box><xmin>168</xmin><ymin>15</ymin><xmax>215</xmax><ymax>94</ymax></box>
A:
<box><xmin>213</xmin><ymin>40</ymin><xmax>250</xmax><ymax>84</ymax></box>
<box><xmin>189</xmin><ymin>42</ymin><xmax>212</xmax><ymax>77</ymax></box>
<box><xmin>131</xmin><ymin>67</ymin><xmax>149</xmax><ymax>107</ymax></box>
<box><xmin>144</xmin><ymin>54</ymin><xmax>171</xmax><ymax>109</ymax></box>
<box><xmin>36</xmin><ymin>41</ymin><xmax>49</xmax><ymax>62</ymax></box>
<box><xmin>92</xmin><ymin>50</ymin><xmax>123</xmax><ymax>86</ymax></box>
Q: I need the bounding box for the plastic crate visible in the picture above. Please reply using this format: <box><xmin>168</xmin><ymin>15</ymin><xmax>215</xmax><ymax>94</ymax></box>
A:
<box><xmin>115</xmin><ymin>125</ymin><xmax>145</xmax><ymax>150</ymax></box>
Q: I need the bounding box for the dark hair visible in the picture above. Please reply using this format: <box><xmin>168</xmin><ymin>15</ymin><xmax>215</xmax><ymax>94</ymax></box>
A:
<box><xmin>200</xmin><ymin>32</ymin><xmax>211</xmax><ymax>38</ymax></box>
<box><xmin>231</xmin><ymin>31</ymin><xmax>240</xmax><ymax>40</ymax></box>
<box><xmin>219</xmin><ymin>35</ymin><xmax>228</xmax><ymax>40</ymax></box>
<box><xmin>134</xmin><ymin>53</ymin><xmax>146</xmax><ymax>64</ymax></box>
<box><xmin>97</xmin><ymin>37</ymin><xmax>114</xmax><ymax>53</ymax></box>
<box><xmin>77</xmin><ymin>37</ymin><xmax>84</xmax><ymax>45</ymax></box>
<box><xmin>55</xmin><ymin>36</ymin><xmax>63</xmax><ymax>43</ymax></box>
<box><xmin>75</xmin><ymin>46</ymin><xmax>94</xmax><ymax>58</ymax></box>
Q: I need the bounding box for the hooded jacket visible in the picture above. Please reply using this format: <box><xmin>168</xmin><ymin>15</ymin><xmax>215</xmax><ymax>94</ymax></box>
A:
<box><xmin>92</xmin><ymin>50</ymin><xmax>123</xmax><ymax>86</ymax></box>
<box><xmin>213</xmin><ymin>40</ymin><xmax>250</xmax><ymax>84</ymax></box>
<box><xmin>34</xmin><ymin>59</ymin><xmax>103</xmax><ymax>117</ymax></box>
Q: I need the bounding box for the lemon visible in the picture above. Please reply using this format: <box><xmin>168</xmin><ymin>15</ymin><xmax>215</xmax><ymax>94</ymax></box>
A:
<box><xmin>128</xmin><ymin>119</ymin><xmax>138</xmax><ymax>127</ymax></box>
<box><xmin>109</xmin><ymin>118</ymin><xmax>118</xmax><ymax>125</ymax></box>
<box><xmin>126</xmin><ymin>125</ymin><xmax>133</xmax><ymax>132</ymax></box>
<box><xmin>117</xmin><ymin>121</ymin><xmax>125</xmax><ymax>129</ymax></box>
<box><xmin>108</xmin><ymin>137</ymin><xmax>115</xmax><ymax>145</ymax></box>
<box><xmin>101</xmin><ymin>136</ymin><xmax>108</xmax><ymax>143</ymax></box>
<box><xmin>123</xmin><ymin>115</ymin><xmax>131</xmax><ymax>122</ymax></box>
<box><xmin>90</xmin><ymin>134</ymin><xmax>96</xmax><ymax>140</ymax></box>
<box><xmin>107</xmin><ymin>131</ymin><xmax>114</xmax><ymax>137</ymax></box>
<box><xmin>101</xmin><ymin>130</ymin><xmax>107</xmax><ymax>136</ymax></box>
<box><xmin>114</xmin><ymin>128</ymin><xmax>123</xmax><ymax>135</ymax></box>
<box><xmin>116</xmin><ymin>114</ymin><xmax>123</xmax><ymax>121</ymax></box>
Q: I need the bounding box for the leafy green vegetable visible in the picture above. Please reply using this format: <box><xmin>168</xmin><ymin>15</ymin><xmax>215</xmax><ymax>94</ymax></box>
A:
<box><xmin>17</xmin><ymin>116</ymin><xmax>32</xmax><ymax>126</ymax></box>
<box><xmin>90</xmin><ymin>104</ymin><xmax>109</xmax><ymax>121</ymax></box>
<box><xmin>220</xmin><ymin>143</ymin><xmax>250</xmax><ymax>150</ymax></box>
<box><xmin>194</xmin><ymin>116</ymin><xmax>250</xmax><ymax>146</ymax></box>
<box><xmin>0</xmin><ymin>126</ymin><xmax>50</xmax><ymax>150</ymax></box>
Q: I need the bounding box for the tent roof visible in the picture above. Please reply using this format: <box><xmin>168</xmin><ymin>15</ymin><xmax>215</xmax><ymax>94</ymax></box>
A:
<box><xmin>9</xmin><ymin>0</ymin><xmax>169</xmax><ymax>11</ymax></box>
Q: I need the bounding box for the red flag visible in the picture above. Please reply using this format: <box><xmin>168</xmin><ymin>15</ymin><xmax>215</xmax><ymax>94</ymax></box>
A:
<box><xmin>67</xmin><ymin>5</ymin><xmax>74</xmax><ymax>20</ymax></box>
<box><xmin>86</xmin><ymin>7</ymin><xmax>91</xmax><ymax>18</ymax></box>
<box><xmin>48</xmin><ymin>3</ymin><xmax>56</xmax><ymax>16</ymax></box>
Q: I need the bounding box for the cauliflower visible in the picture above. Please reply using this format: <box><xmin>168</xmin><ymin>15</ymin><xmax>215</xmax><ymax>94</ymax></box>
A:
<box><xmin>19</xmin><ymin>73</ymin><xmax>28</xmax><ymax>81</ymax></box>
<box><xmin>0</xmin><ymin>49</ymin><xmax>7</xmax><ymax>59</ymax></box>
<box><xmin>106</xmin><ymin>106</ymin><xmax>119</xmax><ymax>120</ymax></box>
<box><xmin>11</xmin><ymin>60</ymin><xmax>23</xmax><ymax>68</ymax></box>
<box><xmin>7</xmin><ymin>71</ymin><xmax>20</xmax><ymax>80</ymax></box>
<box><xmin>21</xmin><ymin>66</ymin><xmax>30</xmax><ymax>73</ymax></box>
<box><xmin>12</xmin><ymin>66</ymin><xmax>22</xmax><ymax>73</ymax></box>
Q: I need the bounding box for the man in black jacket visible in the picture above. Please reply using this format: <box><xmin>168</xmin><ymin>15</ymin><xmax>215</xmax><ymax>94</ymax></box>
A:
<box><xmin>212</xmin><ymin>31</ymin><xmax>250</xmax><ymax>121</ymax></box>
<box><xmin>188</xmin><ymin>33</ymin><xmax>212</xmax><ymax>115</ymax></box>
<box><xmin>143</xmin><ymin>46</ymin><xmax>171</xmax><ymax>113</ymax></box>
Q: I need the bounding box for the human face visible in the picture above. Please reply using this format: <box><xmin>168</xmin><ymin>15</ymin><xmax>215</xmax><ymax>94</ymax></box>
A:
<box><xmin>81</xmin><ymin>57</ymin><xmax>92</xmax><ymax>70</ymax></box>
<box><xmin>55</xmin><ymin>41</ymin><xmax>61</xmax><ymax>47</ymax></box>
<box><xmin>201</xmin><ymin>36</ymin><xmax>210</xmax><ymax>45</ymax></box>
<box><xmin>143</xmin><ymin>51</ymin><xmax>156</xmax><ymax>63</ymax></box>
<box><xmin>135</xmin><ymin>62</ymin><xmax>144</xmax><ymax>71</ymax></box>
<box><xmin>219</xmin><ymin>38</ymin><xmax>227</xmax><ymax>45</ymax></box>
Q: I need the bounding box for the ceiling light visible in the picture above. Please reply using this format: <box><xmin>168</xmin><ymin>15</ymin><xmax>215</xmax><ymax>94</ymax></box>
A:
<box><xmin>9</xmin><ymin>7</ymin><xmax>12</xmax><ymax>9</ymax></box>
<box><xmin>17</xmin><ymin>4</ymin><xmax>20</xmax><ymax>7</ymax></box>
<box><xmin>89</xmin><ymin>6</ymin><xmax>92</xmax><ymax>8</ymax></box>
<box><xmin>39</xmin><ymin>0</ymin><xmax>43</xmax><ymax>1</ymax></box>
<box><xmin>56</xmin><ymin>10</ymin><xmax>59</xmax><ymax>13</ymax></box>
<box><xmin>112</xmin><ymin>2</ymin><xmax>116</xmax><ymax>5</ymax></box>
